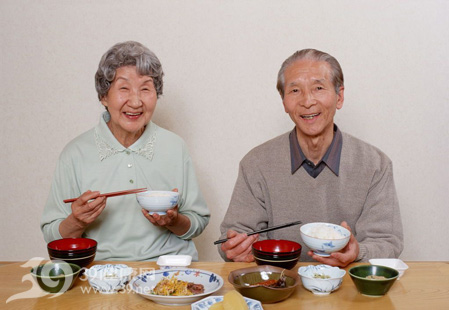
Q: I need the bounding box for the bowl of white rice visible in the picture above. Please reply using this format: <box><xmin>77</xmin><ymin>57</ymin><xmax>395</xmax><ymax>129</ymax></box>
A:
<box><xmin>300</xmin><ymin>223</ymin><xmax>350</xmax><ymax>257</ymax></box>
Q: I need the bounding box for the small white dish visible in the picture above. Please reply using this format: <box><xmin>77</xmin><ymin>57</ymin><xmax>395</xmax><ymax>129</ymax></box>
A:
<box><xmin>298</xmin><ymin>264</ymin><xmax>346</xmax><ymax>295</ymax></box>
<box><xmin>191</xmin><ymin>295</ymin><xmax>263</xmax><ymax>310</ymax></box>
<box><xmin>85</xmin><ymin>264</ymin><xmax>134</xmax><ymax>294</ymax></box>
<box><xmin>369</xmin><ymin>258</ymin><xmax>409</xmax><ymax>279</ymax></box>
<box><xmin>157</xmin><ymin>255</ymin><xmax>192</xmax><ymax>269</ymax></box>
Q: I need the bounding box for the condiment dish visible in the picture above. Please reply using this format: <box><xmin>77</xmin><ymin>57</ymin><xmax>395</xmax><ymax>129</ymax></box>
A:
<box><xmin>349</xmin><ymin>265</ymin><xmax>399</xmax><ymax>296</ymax></box>
<box><xmin>298</xmin><ymin>264</ymin><xmax>345</xmax><ymax>295</ymax></box>
<box><xmin>157</xmin><ymin>255</ymin><xmax>192</xmax><ymax>269</ymax></box>
<box><xmin>85</xmin><ymin>264</ymin><xmax>134</xmax><ymax>294</ymax></box>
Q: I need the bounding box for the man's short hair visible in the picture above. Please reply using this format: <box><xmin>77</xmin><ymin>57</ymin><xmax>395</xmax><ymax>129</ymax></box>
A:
<box><xmin>276</xmin><ymin>49</ymin><xmax>344</xmax><ymax>98</ymax></box>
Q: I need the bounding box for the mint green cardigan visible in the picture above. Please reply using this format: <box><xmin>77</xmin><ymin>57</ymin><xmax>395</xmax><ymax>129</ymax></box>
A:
<box><xmin>41</xmin><ymin>112</ymin><xmax>210</xmax><ymax>261</ymax></box>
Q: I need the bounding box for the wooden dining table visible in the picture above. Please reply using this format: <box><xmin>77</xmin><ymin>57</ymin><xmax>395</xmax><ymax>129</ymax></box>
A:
<box><xmin>1</xmin><ymin>260</ymin><xmax>448</xmax><ymax>309</ymax></box>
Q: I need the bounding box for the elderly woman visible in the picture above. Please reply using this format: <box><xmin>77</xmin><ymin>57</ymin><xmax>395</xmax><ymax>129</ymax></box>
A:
<box><xmin>41</xmin><ymin>41</ymin><xmax>210</xmax><ymax>261</ymax></box>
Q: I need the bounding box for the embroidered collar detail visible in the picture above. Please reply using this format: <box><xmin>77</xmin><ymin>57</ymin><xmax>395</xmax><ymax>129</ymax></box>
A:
<box><xmin>95</xmin><ymin>128</ymin><xmax>156</xmax><ymax>161</ymax></box>
<box><xmin>133</xmin><ymin>134</ymin><xmax>156</xmax><ymax>160</ymax></box>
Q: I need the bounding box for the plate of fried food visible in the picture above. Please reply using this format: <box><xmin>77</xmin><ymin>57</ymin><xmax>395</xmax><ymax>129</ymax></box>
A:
<box><xmin>129</xmin><ymin>268</ymin><xmax>224</xmax><ymax>305</ymax></box>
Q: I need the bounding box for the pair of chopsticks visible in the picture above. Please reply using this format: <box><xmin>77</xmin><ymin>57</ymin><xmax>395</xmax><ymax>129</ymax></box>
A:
<box><xmin>63</xmin><ymin>188</ymin><xmax>147</xmax><ymax>203</ymax></box>
<box><xmin>213</xmin><ymin>220</ymin><xmax>302</xmax><ymax>245</ymax></box>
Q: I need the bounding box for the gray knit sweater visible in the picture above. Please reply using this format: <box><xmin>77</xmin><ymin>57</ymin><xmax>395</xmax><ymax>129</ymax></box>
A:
<box><xmin>219</xmin><ymin>130</ymin><xmax>403</xmax><ymax>262</ymax></box>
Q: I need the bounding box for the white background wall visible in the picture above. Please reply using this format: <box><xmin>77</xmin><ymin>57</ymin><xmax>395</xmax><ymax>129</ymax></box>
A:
<box><xmin>1</xmin><ymin>0</ymin><xmax>448</xmax><ymax>262</ymax></box>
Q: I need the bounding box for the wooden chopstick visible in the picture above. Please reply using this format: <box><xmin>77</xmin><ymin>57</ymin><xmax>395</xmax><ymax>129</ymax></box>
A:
<box><xmin>63</xmin><ymin>188</ymin><xmax>147</xmax><ymax>203</ymax></box>
<box><xmin>213</xmin><ymin>220</ymin><xmax>302</xmax><ymax>245</ymax></box>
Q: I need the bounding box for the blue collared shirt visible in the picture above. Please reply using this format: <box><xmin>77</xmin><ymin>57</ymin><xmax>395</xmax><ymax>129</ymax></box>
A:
<box><xmin>289</xmin><ymin>124</ymin><xmax>342</xmax><ymax>178</ymax></box>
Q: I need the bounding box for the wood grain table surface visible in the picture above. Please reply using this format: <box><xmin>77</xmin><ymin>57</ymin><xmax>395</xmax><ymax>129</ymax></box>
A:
<box><xmin>1</xmin><ymin>260</ymin><xmax>448</xmax><ymax>310</ymax></box>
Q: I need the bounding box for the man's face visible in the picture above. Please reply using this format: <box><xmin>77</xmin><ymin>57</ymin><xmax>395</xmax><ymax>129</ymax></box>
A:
<box><xmin>282</xmin><ymin>59</ymin><xmax>344</xmax><ymax>140</ymax></box>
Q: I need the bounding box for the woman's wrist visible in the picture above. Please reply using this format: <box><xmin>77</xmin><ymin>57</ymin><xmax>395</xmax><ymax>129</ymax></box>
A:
<box><xmin>59</xmin><ymin>214</ymin><xmax>86</xmax><ymax>238</ymax></box>
<box><xmin>167</xmin><ymin>213</ymin><xmax>191</xmax><ymax>236</ymax></box>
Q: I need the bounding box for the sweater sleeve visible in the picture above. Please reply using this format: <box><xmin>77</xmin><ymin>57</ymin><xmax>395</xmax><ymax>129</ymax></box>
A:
<box><xmin>40</xmin><ymin>155</ymin><xmax>80</xmax><ymax>243</ymax></box>
<box><xmin>218</xmin><ymin>158</ymin><xmax>270</xmax><ymax>261</ymax></box>
<box><xmin>176</xmin><ymin>146</ymin><xmax>210</xmax><ymax>240</ymax></box>
<box><xmin>355</xmin><ymin>161</ymin><xmax>404</xmax><ymax>261</ymax></box>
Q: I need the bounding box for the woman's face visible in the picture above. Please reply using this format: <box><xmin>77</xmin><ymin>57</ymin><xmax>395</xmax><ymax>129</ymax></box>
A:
<box><xmin>101</xmin><ymin>66</ymin><xmax>157</xmax><ymax>146</ymax></box>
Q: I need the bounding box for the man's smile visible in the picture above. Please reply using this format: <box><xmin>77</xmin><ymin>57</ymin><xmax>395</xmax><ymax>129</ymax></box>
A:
<box><xmin>301</xmin><ymin>112</ymin><xmax>320</xmax><ymax>120</ymax></box>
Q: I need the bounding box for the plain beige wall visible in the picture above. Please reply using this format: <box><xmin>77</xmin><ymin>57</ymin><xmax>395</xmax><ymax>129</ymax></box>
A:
<box><xmin>1</xmin><ymin>0</ymin><xmax>448</xmax><ymax>262</ymax></box>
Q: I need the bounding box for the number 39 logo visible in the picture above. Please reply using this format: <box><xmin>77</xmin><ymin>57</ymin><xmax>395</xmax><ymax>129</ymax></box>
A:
<box><xmin>6</xmin><ymin>257</ymin><xmax>73</xmax><ymax>303</ymax></box>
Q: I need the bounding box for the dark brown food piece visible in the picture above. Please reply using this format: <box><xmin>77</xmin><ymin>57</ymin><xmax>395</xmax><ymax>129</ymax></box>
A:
<box><xmin>187</xmin><ymin>282</ymin><xmax>205</xmax><ymax>294</ymax></box>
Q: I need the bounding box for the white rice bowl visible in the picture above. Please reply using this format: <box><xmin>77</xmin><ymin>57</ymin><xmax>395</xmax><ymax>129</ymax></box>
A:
<box><xmin>300</xmin><ymin>222</ymin><xmax>350</xmax><ymax>256</ymax></box>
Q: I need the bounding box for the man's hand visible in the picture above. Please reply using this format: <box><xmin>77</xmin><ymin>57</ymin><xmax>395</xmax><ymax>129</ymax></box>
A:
<box><xmin>221</xmin><ymin>229</ymin><xmax>259</xmax><ymax>262</ymax></box>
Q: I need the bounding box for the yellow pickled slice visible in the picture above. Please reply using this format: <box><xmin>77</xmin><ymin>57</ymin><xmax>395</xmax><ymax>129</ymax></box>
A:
<box><xmin>209</xmin><ymin>301</ymin><xmax>224</xmax><ymax>310</ymax></box>
<box><xmin>223</xmin><ymin>290</ymin><xmax>248</xmax><ymax>310</ymax></box>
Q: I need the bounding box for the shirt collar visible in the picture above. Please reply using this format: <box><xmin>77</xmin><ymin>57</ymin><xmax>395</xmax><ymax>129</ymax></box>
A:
<box><xmin>95</xmin><ymin>111</ymin><xmax>157</xmax><ymax>161</ymax></box>
<box><xmin>289</xmin><ymin>124</ymin><xmax>342</xmax><ymax>176</ymax></box>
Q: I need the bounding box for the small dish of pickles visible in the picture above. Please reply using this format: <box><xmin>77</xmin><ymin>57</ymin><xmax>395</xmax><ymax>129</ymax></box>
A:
<box><xmin>298</xmin><ymin>264</ymin><xmax>346</xmax><ymax>295</ymax></box>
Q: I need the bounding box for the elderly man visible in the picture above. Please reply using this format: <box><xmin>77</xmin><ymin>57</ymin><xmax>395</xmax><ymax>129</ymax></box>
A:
<box><xmin>218</xmin><ymin>49</ymin><xmax>403</xmax><ymax>267</ymax></box>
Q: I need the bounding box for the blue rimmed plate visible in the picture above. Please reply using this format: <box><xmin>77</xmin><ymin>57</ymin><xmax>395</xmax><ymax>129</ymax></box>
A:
<box><xmin>129</xmin><ymin>268</ymin><xmax>223</xmax><ymax>306</ymax></box>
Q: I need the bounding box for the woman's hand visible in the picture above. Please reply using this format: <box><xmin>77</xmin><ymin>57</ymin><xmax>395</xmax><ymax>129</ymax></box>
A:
<box><xmin>142</xmin><ymin>205</ymin><xmax>180</xmax><ymax>227</ymax></box>
<box><xmin>220</xmin><ymin>229</ymin><xmax>259</xmax><ymax>262</ymax></box>
<box><xmin>307</xmin><ymin>221</ymin><xmax>359</xmax><ymax>267</ymax></box>
<box><xmin>141</xmin><ymin>188</ymin><xmax>191</xmax><ymax>236</ymax></box>
<box><xmin>59</xmin><ymin>190</ymin><xmax>107</xmax><ymax>238</ymax></box>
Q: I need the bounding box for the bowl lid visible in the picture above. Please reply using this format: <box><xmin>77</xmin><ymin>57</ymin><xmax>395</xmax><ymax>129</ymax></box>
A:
<box><xmin>252</xmin><ymin>239</ymin><xmax>301</xmax><ymax>253</ymax></box>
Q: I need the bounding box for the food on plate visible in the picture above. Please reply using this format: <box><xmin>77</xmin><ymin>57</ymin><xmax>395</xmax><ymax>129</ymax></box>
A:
<box><xmin>365</xmin><ymin>275</ymin><xmax>387</xmax><ymax>280</ymax></box>
<box><xmin>223</xmin><ymin>290</ymin><xmax>248</xmax><ymax>310</ymax></box>
<box><xmin>313</xmin><ymin>273</ymin><xmax>331</xmax><ymax>279</ymax></box>
<box><xmin>309</xmin><ymin>224</ymin><xmax>344</xmax><ymax>239</ymax></box>
<box><xmin>151</xmin><ymin>272</ymin><xmax>204</xmax><ymax>296</ymax></box>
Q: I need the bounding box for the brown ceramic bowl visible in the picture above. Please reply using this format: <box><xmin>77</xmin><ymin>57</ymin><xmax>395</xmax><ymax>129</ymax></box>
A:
<box><xmin>228</xmin><ymin>265</ymin><xmax>300</xmax><ymax>303</ymax></box>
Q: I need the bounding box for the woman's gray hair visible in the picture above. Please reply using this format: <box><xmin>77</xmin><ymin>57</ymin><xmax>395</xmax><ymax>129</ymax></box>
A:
<box><xmin>95</xmin><ymin>41</ymin><xmax>164</xmax><ymax>100</ymax></box>
<box><xmin>276</xmin><ymin>49</ymin><xmax>344</xmax><ymax>98</ymax></box>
